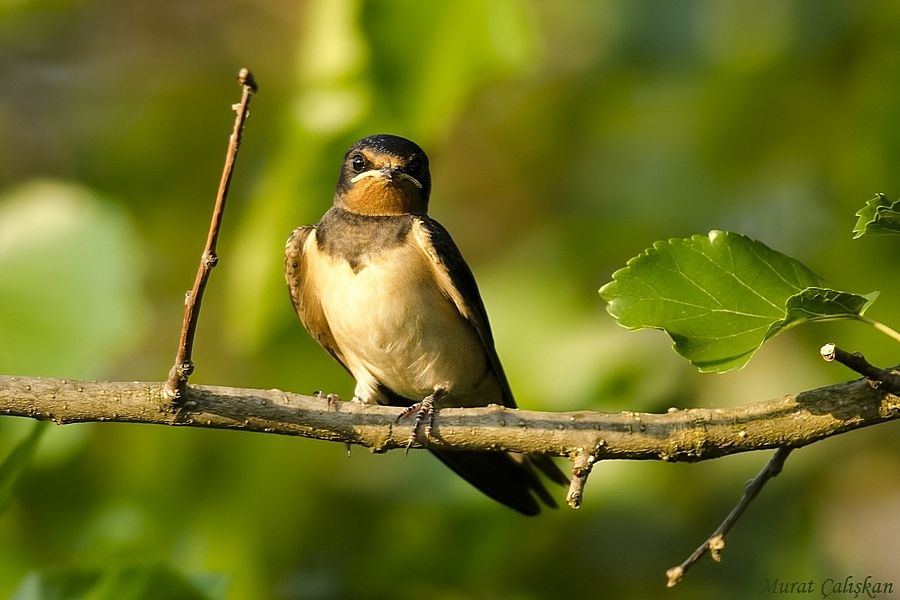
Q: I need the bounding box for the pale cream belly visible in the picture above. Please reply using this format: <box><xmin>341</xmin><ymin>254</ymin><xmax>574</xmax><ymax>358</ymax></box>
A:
<box><xmin>307</xmin><ymin>242</ymin><xmax>492</xmax><ymax>404</ymax></box>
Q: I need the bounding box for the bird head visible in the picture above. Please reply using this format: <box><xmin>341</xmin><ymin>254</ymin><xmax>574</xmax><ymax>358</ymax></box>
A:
<box><xmin>334</xmin><ymin>134</ymin><xmax>432</xmax><ymax>216</ymax></box>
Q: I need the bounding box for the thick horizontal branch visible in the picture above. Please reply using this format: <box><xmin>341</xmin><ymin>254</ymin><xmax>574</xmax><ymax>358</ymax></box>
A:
<box><xmin>1</xmin><ymin>374</ymin><xmax>898</xmax><ymax>461</ymax></box>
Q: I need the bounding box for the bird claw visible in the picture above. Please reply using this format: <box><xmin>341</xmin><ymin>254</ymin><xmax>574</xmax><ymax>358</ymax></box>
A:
<box><xmin>395</xmin><ymin>386</ymin><xmax>447</xmax><ymax>453</ymax></box>
<box><xmin>314</xmin><ymin>391</ymin><xmax>352</xmax><ymax>455</ymax></box>
<box><xmin>397</xmin><ymin>397</ymin><xmax>435</xmax><ymax>453</ymax></box>
<box><xmin>313</xmin><ymin>390</ymin><xmax>342</xmax><ymax>411</ymax></box>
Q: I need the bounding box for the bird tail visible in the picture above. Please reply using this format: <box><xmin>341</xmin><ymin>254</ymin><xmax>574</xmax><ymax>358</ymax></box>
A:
<box><xmin>430</xmin><ymin>449</ymin><xmax>568</xmax><ymax>516</ymax></box>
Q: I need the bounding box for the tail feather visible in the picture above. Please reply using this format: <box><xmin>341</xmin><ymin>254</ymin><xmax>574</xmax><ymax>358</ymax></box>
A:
<box><xmin>530</xmin><ymin>454</ymin><xmax>570</xmax><ymax>486</ymax></box>
<box><xmin>430</xmin><ymin>449</ymin><xmax>565</xmax><ymax>516</ymax></box>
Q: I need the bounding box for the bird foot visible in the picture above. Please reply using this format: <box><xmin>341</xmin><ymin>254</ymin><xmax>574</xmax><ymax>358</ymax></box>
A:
<box><xmin>313</xmin><ymin>390</ymin><xmax>342</xmax><ymax>411</ymax></box>
<box><xmin>396</xmin><ymin>386</ymin><xmax>448</xmax><ymax>453</ymax></box>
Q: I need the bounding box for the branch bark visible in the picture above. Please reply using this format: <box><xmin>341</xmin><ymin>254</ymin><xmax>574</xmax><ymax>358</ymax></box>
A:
<box><xmin>1</xmin><ymin>373</ymin><xmax>897</xmax><ymax>460</ymax></box>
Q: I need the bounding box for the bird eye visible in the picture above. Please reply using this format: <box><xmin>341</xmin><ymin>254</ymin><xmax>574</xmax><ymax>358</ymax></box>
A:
<box><xmin>407</xmin><ymin>158</ymin><xmax>421</xmax><ymax>174</ymax></box>
<box><xmin>350</xmin><ymin>154</ymin><xmax>366</xmax><ymax>173</ymax></box>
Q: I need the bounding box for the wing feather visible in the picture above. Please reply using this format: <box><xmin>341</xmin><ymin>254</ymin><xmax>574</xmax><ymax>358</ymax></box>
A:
<box><xmin>411</xmin><ymin>217</ymin><xmax>517</xmax><ymax>408</ymax></box>
<box><xmin>284</xmin><ymin>226</ymin><xmax>350</xmax><ymax>372</ymax></box>
<box><xmin>411</xmin><ymin>217</ymin><xmax>569</xmax><ymax>492</ymax></box>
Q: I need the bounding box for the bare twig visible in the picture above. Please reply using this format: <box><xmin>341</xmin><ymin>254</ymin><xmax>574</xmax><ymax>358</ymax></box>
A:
<box><xmin>163</xmin><ymin>68</ymin><xmax>258</xmax><ymax>401</ymax></box>
<box><xmin>566</xmin><ymin>444</ymin><xmax>603</xmax><ymax>509</ymax></box>
<box><xmin>821</xmin><ymin>343</ymin><xmax>900</xmax><ymax>394</ymax></box>
<box><xmin>666</xmin><ymin>447</ymin><xmax>792</xmax><ymax>587</ymax></box>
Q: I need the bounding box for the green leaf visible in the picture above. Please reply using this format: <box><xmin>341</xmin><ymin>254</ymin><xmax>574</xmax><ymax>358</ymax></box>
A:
<box><xmin>780</xmin><ymin>288</ymin><xmax>879</xmax><ymax>330</ymax></box>
<box><xmin>599</xmin><ymin>231</ymin><xmax>877</xmax><ymax>372</ymax></box>
<box><xmin>12</xmin><ymin>563</ymin><xmax>228</xmax><ymax>600</ymax></box>
<box><xmin>853</xmin><ymin>193</ymin><xmax>900</xmax><ymax>238</ymax></box>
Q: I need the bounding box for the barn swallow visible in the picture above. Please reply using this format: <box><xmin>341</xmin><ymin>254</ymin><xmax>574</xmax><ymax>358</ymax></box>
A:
<box><xmin>285</xmin><ymin>134</ymin><xmax>568</xmax><ymax>515</ymax></box>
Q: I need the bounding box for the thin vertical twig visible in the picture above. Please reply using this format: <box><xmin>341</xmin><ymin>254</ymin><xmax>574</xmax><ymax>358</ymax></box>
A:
<box><xmin>163</xmin><ymin>68</ymin><xmax>258</xmax><ymax>402</ymax></box>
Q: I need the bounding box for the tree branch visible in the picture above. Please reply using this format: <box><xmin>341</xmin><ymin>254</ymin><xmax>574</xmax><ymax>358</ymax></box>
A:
<box><xmin>3</xmin><ymin>372</ymin><xmax>898</xmax><ymax>587</ymax></box>
<box><xmin>2</xmin><ymin>373</ymin><xmax>897</xmax><ymax>460</ymax></box>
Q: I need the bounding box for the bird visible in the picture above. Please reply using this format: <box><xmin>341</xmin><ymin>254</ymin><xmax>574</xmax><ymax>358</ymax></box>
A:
<box><xmin>284</xmin><ymin>134</ymin><xmax>568</xmax><ymax>515</ymax></box>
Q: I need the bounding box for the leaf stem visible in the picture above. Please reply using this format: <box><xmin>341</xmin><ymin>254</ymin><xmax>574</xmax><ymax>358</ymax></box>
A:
<box><xmin>857</xmin><ymin>316</ymin><xmax>900</xmax><ymax>343</ymax></box>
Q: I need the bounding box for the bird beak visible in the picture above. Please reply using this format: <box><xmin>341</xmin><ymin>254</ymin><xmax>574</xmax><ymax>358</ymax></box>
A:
<box><xmin>351</xmin><ymin>166</ymin><xmax>423</xmax><ymax>189</ymax></box>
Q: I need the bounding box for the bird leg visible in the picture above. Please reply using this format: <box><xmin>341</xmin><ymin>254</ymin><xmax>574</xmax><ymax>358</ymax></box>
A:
<box><xmin>396</xmin><ymin>385</ymin><xmax>449</xmax><ymax>453</ymax></box>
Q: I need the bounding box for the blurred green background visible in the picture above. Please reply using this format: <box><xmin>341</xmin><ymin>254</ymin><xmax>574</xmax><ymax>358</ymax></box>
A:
<box><xmin>1</xmin><ymin>0</ymin><xmax>899</xmax><ymax>598</ymax></box>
